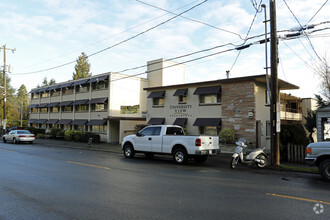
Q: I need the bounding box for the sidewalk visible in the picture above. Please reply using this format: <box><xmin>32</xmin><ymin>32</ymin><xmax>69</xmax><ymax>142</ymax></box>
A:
<box><xmin>33</xmin><ymin>138</ymin><xmax>318</xmax><ymax>174</ymax></box>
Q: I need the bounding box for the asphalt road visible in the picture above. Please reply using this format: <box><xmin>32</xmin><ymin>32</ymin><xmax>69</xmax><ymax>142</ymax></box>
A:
<box><xmin>0</xmin><ymin>142</ymin><xmax>329</xmax><ymax>220</ymax></box>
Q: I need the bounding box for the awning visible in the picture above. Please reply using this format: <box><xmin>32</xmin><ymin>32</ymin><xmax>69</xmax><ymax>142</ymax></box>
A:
<box><xmin>35</xmin><ymin>119</ymin><xmax>48</xmax><ymax>124</ymax></box>
<box><xmin>148</xmin><ymin>91</ymin><xmax>165</xmax><ymax>98</ymax></box>
<box><xmin>28</xmin><ymin>104</ymin><xmax>39</xmax><ymax>108</ymax></box>
<box><xmin>193</xmin><ymin>86</ymin><xmax>221</xmax><ymax>95</ymax></box>
<box><xmin>86</xmin><ymin>120</ymin><xmax>107</xmax><ymax>125</ymax></box>
<box><xmin>88</xmin><ymin>97</ymin><xmax>108</xmax><ymax>104</ymax></box>
<box><xmin>73</xmin><ymin>78</ymin><xmax>89</xmax><ymax>86</ymax></box>
<box><xmin>46</xmin><ymin>119</ymin><xmax>59</xmax><ymax>124</ymax></box>
<box><xmin>59</xmin><ymin>101</ymin><xmax>73</xmax><ymax>106</ymax></box>
<box><xmin>173</xmin><ymin>118</ymin><xmax>187</xmax><ymax>126</ymax></box>
<box><xmin>89</xmin><ymin>75</ymin><xmax>108</xmax><ymax>83</ymax></box>
<box><xmin>59</xmin><ymin>82</ymin><xmax>73</xmax><ymax>88</ymax></box>
<box><xmin>147</xmin><ymin>118</ymin><xmax>165</xmax><ymax>125</ymax></box>
<box><xmin>71</xmin><ymin>120</ymin><xmax>88</xmax><ymax>125</ymax></box>
<box><xmin>47</xmin><ymin>85</ymin><xmax>60</xmax><ymax>91</ymax></box>
<box><xmin>57</xmin><ymin>119</ymin><xmax>72</xmax><ymax>125</ymax></box>
<box><xmin>48</xmin><ymin>102</ymin><xmax>60</xmax><ymax>107</ymax></box>
<box><xmin>193</xmin><ymin>118</ymin><xmax>221</xmax><ymax>126</ymax></box>
<box><xmin>28</xmin><ymin>119</ymin><xmax>37</xmax><ymax>123</ymax></box>
<box><xmin>38</xmin><ymin>87</ymin><xmax>48</xmax><ymax>93</ymax></box>
<box><xmin>29</xmin><ymin>88</ymin><xmax>40</xmax><ymax>93</ymax></box>
<box><xmin>38</xmin><ymin>103</ymin><xmax>49</xmax><ymax>108</ymax></box>
<box><xmin>72</xmin><ymin>99</ymin><xmax>89</xmax><ymax>105</ymax></box>
<box><xmin>173</xmin><ymin>89</ymin><xmax>187</xmax><ymax>96</ymax></box>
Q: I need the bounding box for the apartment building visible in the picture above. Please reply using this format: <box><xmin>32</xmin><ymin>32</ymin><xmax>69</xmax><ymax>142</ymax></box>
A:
<box><xmin>144</xmin><ymin>75</ymin><xmax>299</xmax><ymax>150</ymax></box>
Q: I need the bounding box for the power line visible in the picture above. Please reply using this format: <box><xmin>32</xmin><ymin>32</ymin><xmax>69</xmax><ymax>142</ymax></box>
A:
<box><xmin>307</xmin><ymin>0</ymin><xmax>329</xmax><ymax>24</ymax></box>
<box><xmin>136</xmin><ymin>0</ymin><xmax>243</xmax><ymax>39</ymax></box>
<box><xmin>282</xmin><ymin>0</ymin><xmax>326</xmax><ymax>65</ymax></box>
<box><xmin>228</xmin><ymin>0</ymin><xmax>263</xmax><ymax>73</ymax></box>
<box><xmin>12</xmin><ymin>0</ymin><xmax>208</xmax><ymax>76</ymax></box>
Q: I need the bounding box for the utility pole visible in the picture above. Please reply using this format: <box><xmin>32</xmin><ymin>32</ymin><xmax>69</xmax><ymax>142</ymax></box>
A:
<box><xmin>1</xmin><ymin>44</ymin><xmax>16</xmax><ymax>135</ymax></box>
<box><xmin>270</xmin><ymin>0</ymin><xmax>280</xmax><ymax>166</ymax></box>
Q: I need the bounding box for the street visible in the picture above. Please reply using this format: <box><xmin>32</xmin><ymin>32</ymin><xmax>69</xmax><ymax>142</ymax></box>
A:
<box><xmin>0</xmin><ymin>142</ymin><xmax>329</xmax><ymax>220</ymax></box>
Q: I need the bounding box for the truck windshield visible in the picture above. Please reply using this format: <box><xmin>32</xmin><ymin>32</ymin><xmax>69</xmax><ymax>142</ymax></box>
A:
<box><xmin>166</xmin><ymin>127</ymin><xmax>184</xmax><ymax>135</ymax></box>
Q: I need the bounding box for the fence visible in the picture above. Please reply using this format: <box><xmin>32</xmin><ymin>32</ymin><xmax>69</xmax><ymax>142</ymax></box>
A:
<box><xmin>281</xmin><ymin>144</ymin><xmax>306</xmax><ymax>163</ymax></box>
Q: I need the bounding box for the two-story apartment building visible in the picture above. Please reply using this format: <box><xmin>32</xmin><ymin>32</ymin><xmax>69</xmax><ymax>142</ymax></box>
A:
<box><xmin>144</xmin><ymin>75</ymin><xmax>299</xmax><ymax>150</ymax></box>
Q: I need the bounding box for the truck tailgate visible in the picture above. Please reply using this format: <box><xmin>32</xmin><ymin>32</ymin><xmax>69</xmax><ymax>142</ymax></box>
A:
<box><xmin>199</xmin><ymin>136</ymin><xmax>219</xmax><ymax>150</ymax></box>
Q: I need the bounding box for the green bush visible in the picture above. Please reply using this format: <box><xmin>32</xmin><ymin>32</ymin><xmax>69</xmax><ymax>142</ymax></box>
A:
<box><xmin>81</xmin><ymin>132</ymin><xmax>101</xmax><ymax>143</ymax></box>
<box><xmin>280</xmin><ymin>123</ymin><xmax>309</xmax><ymax>145</ymax></box>
<box><xmin>27</xmin><ymin>127</ymin><xmax>46</xmax><ymax>135</ymax></box>
<box><xmin>64</xmin><ymin>130</ymin><xmax>75</xmax><ymax>141</ymax></box>
<box><xmin>219</xmin><ymin>128</ymin><xmax>235</xmax><ymax>144</ymax></box>
<box><xmin>56</xmin><ymin>130</ymin><xmax>65</xmax><ymax>139</ymax></box>
<box><xmin>36</xmin><ymin>133</ymin><xmax>45</xmax><ymax>139</ymax></box>
<box><xmin>73</xmin><ymin>130</ymin><xmax>84</xmax><ymax>142</ymax></box>
<box><xmin>49</xmin><ymin>128</ymin><xmax>63</xmax><ymax>138</ymax></box>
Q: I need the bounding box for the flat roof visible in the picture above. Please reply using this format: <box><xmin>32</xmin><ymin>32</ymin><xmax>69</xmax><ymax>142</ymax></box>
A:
<box><xmin>144</xmin><ymin>74</ymin><xmax>299</xmax><ymax>91</ymax></box>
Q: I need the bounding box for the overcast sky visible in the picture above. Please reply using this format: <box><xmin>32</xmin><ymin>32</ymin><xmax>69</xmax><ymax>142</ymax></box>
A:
<box><xmin>0</xmin><ymin>0</ymin><xmax>329</xmax><ymax>98</ymax></box>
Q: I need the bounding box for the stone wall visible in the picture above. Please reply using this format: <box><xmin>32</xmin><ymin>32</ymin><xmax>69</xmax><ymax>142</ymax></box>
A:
<box><xmin>221</xmin><ymin>81</ymin><xmax>256</xmax><ymax>146</ymax></box>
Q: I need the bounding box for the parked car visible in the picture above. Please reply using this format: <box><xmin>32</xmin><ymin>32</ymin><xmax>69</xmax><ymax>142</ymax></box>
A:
<box><xmin>3</xmin><ymin>130</ymin><xmax>35</xmax><ymax>144</ymax></box>
<box><xmin>305</xmin><ymin>142</ymin><xmax>330</xmax><ymax>180</ymax></box>
<box><xmin>122</xmin><ymin>125</ymin><xmax>220</xmax><ymax>164</ymax></box>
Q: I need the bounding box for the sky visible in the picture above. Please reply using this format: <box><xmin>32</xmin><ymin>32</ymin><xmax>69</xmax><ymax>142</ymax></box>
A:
<box><xmin>0</xmin><ymin>0</ymin><xmax>329</xmax><ymax>98</ymax></box>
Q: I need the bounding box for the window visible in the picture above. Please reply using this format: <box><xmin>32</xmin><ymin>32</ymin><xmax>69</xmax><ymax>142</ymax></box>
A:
<box><xmin>40</xmin><ymin>107</ymin><xmax>48</xmax><ymax>113</ymax></box>
<box><xmin>140</xmin><ymin>126</ymin><xmax>161</xmax><ymax>136</ymax></box>
<box><xmin>76</xmin><ymin>84</ymin><xmax>89</xmax><ymax>93</ymax></box>
<box><xmin>199</xmin><ymin>94</ymin><xmax>221</xmax><ymax>104</ymax></box>
<box><xmin>92</xmin><ymin>81</ymin><xmax>108</xmax><ymax>90</ymax></box>
<box><xmin>75</xmin><ymin>104</ymin><xmax>89</xmax><ymax>112</ymax></box>
<box><xmin>51</xmin><ymin>90</ymin><xmax>61</xmax><ymax>97</ymax></box>
<box><xmin>266</xmin><ymin>121</ymin><xmax>271</xmax><ymax>137</ymax></box>
<box><xmin>64</xmin><ymin>124</ymin><xmax>71</xmax><ymax>130</ymax></box>
<box><xmin>92</xmin><ymin>103</ymin><xmax>107</xmax><ymax>112</ymax></box>
<box><xmin>178</xmin><ymin>95</ymin><xmax>187</xmax><ymax>104</ymax></box>
<box><xmin>74</xmin><ymin>125</ymin><xmax>87</xmax><ymax>131</ymax></box>
<box><xmin>32</xmin><ymin>93</ymin><xmax>39</xmax><ymax>99</ymax></box>
<box><xmin>166</xmin><ymin>127</ymin><xmax>184</xmax><ymax>135</ymax></box>
<box><xmin>63</xmin><ymin>87</ymin><xmax>74</xmax><ymax>95</ymax></box>
<box><xmin>62</xmin><ymin>105</ymin><xmax>73</xmax><ymax>112</ymax></box>
<box><xmin>91</xmin><ymin>125</ymin><xmax>107</xmax><ymax>133</ymax></box>
<box><xmin>153</xmin><ymin>97</ymin><xmax>164</xmax><ymax>107</ymax></box>
<box><xmin>50</xmin><ymin>107</ymin><xmax>60</xmax><ymax>113</ymax></box>
<box><xmin>200</xmin><ymin>126</ymin><xmax>220</xmax><ymax>136</ymax></box>
<box><xmin>32</xmin><ymin>108</ymin><xmax>38</xmax><ymax>113</ymax></box>
<box><xmin>41</xmin><ymin>92</ymin><xmax>49</xmax><ymax>98</ymax></box>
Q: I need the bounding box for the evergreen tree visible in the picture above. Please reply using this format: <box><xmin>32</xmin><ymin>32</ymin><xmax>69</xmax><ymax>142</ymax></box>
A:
<box><xmin>17</xmin><ymin>84</ymin><xmax>30</xmax><ymax>122</ymax></box>
<box><xmin>72</xmin><ymin>52</ymin><xmax>91</xmax><ymax>80</ymax></box>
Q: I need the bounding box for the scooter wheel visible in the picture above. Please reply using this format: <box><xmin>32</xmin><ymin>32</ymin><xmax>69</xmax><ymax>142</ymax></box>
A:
<box><xmin>231</xmin><ymin>157</ymin><xmax>239</xmax><ymax>169</ymax></box>
<box><xmin>255</xmin><ymin>154</ymin><xmax>268</xmax><ymax>168</ymax></box>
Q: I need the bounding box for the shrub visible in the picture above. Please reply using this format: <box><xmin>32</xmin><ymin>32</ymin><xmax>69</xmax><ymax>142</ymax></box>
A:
<box><xmin>49</xmin><ymin>128</ymin><xmax>63</xmax><ymax>138</ymax></box>
<box><xmin>56</xmin><ymin>130</ymin><xmax>65</xmax><ymax>139</ymax></box>
<box><xmin>36</xmin><ymin>133</ymin><xmax>45</xmax><ymax>139</ymax></box>
<box><xmin>73</xmin><ymin>130</ymin><xmax>84</xmax><ymax>142</ymax></box>
<box><xmin>219</xmin><ymin>128</ymin><xmax>235</xmax><ymax>144</ymax></box>
<box><xmin>64</xmin><ymin>130</ymin><xmax>75</xmax><ymax>141</ymax></box>
<box><xmin>81</xmin><ymin>132</ymin><xmax>101</xmax><ymax>143</ymax></box>
<box><xmin>27</xmin><ymin>127</ymin><xmax>46</xmax><ymax>135</ymax></box>
<box><xmin>280</xmin><ymin>123</ymin><xmax>309</xmax><ymax>145</ymax></box>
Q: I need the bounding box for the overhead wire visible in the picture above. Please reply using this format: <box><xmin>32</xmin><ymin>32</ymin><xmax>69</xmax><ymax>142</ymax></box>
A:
<box><xmin>12</xmin><ymin>0</ymin><xmax>208</xmax><ymax>76</ymax></box>
<box><xmin>135</xmin><ymin>0</ymin><xmax>243</xmax><ymax>39</ymax></box>
<box><xmin>306</xmin><ymin>0</ymin><xmax>329</xmax><ymax>24</ymax></box>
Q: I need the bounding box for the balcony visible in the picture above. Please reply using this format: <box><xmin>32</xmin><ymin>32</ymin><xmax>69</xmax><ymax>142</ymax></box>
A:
<box><xmin>280</xmin><ymin>108</ymin><xmax>302</xmax><ymax>121</ymax></box>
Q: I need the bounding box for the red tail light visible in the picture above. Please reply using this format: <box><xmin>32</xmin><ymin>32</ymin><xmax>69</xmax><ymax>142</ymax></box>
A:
<box><xmin>195</xmin><ymin>138</ymin><xmax>201</xmax><ymax>147</ymax></box>
<box><xmin>31</xmin><ymin>135</ymin><xmax>35</xmax><ymax>137</ymax></box>
<box><xmin>19</xmin><ymin>135</ymin><xmax>26</xmax><ymax>137</ymax></box>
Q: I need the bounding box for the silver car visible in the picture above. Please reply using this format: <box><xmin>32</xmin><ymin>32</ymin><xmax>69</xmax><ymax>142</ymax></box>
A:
<box><xmin>3</xmin><ymin>130</ymin><xmax>35</xmax><ymax>144</ymax></box>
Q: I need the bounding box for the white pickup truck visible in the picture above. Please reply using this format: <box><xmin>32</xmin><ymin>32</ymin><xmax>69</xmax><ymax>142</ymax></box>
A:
<box><xmin>122</xmin><ymin>125</ymin><xmax>220</xmax><ymax>164</ymax></box>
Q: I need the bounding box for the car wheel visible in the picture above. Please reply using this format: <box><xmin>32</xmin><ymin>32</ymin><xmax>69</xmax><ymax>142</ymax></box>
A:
<box><xmin>194</xmin><ymin>155</ymin><xmax>208</xmax><ymax>163</ymax></box>
<box><xmin>123</xmin><ymin>144</ymin><xmax>135</xmax><ymax>158</ymax></box>
<box><xmin>319</xmin><ymin>159</ymin><xmax>330</xmax><ymax>181</ymax></box>
<box><xmin>255</xmin><ymin>154</ymin><xmax>268</xmax><ymax>168</ymax></box>
<box><xmin>231</xmin><ymin>157</ymin><xmax>239</xmax><ymax>169</ymax></box>
<box><xmin>173</xmin><ymin>148</ymin><xmax>188</xmax><ymax>165</ymax></box>
<box><xmin>3</xmin><ymin>137</ymin><xmax>6</xmax><ymax>143</ymax></box>
<box><xmin>13</xmin><ymin>138</ymin><xmax>18</xmax><ymax>144</ymax></box>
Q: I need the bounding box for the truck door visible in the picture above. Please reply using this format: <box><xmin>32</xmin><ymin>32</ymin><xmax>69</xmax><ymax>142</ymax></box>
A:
<box><xmin>151</xmin><ymin>127</ymin><xmax>162</xmax><ymax>153</ymax></box>
<box><xmin>134</xmin><ymin>127</ymin><xmax>153</xmax><ymax>151</ymax></box>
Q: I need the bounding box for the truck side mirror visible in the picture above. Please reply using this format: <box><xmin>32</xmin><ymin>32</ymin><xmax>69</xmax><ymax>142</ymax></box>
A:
<box><xmin>136</xmin><ymin>132</ymin><xmax>142</xmax><ymax>137</ymax></box>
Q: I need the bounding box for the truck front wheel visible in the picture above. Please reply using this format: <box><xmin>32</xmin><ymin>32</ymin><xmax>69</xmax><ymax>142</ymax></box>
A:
<box><xmin>124</xmin><ymin>144</ymin><xmax>135</xmax><ymax>159</ymax></box>
<box><xmin>319</xmin><ymin>159</ymin><xmax>330</xmax><ymax>181</ymax></box>
<box><xmin>173</xmin><ymin>148</ymin><xmax>188</xmax><ymax>165</ymax></box>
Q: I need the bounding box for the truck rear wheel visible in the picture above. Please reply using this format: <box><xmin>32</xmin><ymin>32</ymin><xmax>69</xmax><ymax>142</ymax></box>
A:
<box><xmin>173</xmin><ymin>148</ymin><xmax>188</xmax><ymax>165</ymax></box>
<box><xmin>123</xmin><ymin>144</ymin><xmax>135</xmax><ymax>158</ymax></box>
<box><xmin>319</xmin><ymin>159</ymin><xmax>330</xmax><ymax>181</ymax></box>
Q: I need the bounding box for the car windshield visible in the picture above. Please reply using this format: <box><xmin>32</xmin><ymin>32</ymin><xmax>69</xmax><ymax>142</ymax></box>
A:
<box><xmin>17</xmin><ymin>130</ymin><xmax>31</xmax><ymax>134</ymax></box>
